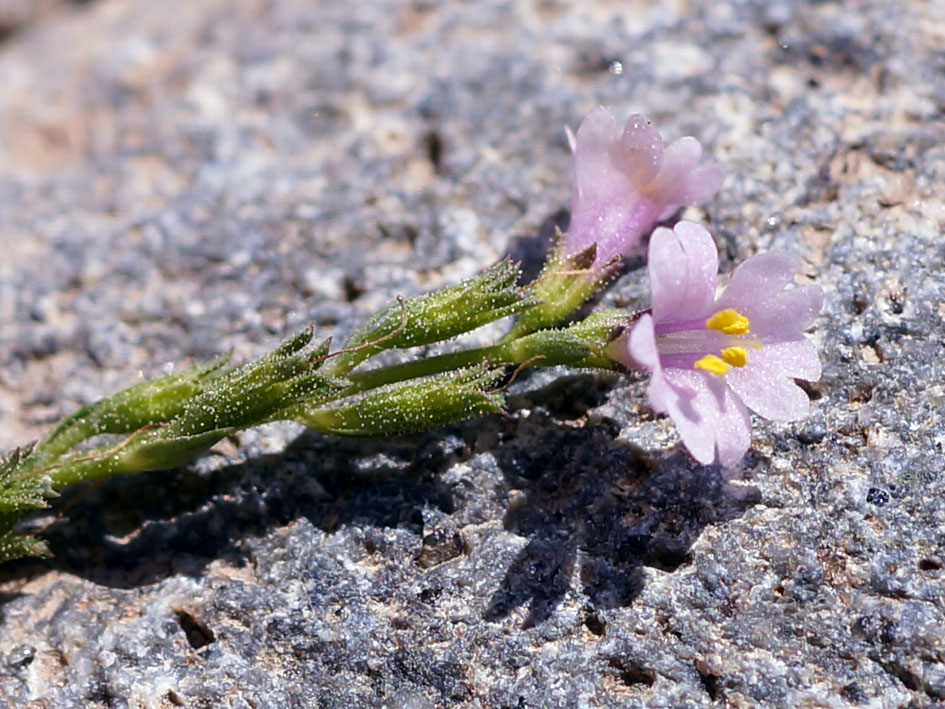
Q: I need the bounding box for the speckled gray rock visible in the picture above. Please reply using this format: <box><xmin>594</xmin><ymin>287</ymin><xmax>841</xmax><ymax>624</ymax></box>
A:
<box><xmin>1</xmin><ymin>0</ymin><xmax>944</xmax><ymax>707</ymax></box>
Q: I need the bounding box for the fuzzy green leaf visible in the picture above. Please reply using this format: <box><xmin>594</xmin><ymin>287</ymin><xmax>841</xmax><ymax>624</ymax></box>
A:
<box><xmin>0</xmin><ymin>444</ymin><xmax>55</xmax><ymax>563</ymax></box>
<box><xmin>27</xmin><ymin>356</ymin><xmax>231</xmax><ymax>468</ymax></box>
<box><xmin>325</xmin><ymin>259</ymin><xmax>534</xmax><ymax>375</ymax></box>
<box><xmin>297</xmin><ymin>366</ymin><xmax>505</xmax><ymax>437</ymax></box>
<box><xmin>169</xmin><ymin>330</ymin><xmax>340</xmax><ymax>434</ymax></box>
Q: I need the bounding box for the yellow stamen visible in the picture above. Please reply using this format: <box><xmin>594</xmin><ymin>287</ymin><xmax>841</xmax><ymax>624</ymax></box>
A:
<box><xmin>706</xmin><ymin>308</ymin><xmax>750</xmax><ymax>335</ymax></box>
<box><xmin>694</xmin><ymin>354</ymin><xmax>729</xmax><ymax>375</ymax></box>
<box><xmin>720</xmin><ymin>346</ymin><xmax>748</xmax><ymax>367</ymax></box>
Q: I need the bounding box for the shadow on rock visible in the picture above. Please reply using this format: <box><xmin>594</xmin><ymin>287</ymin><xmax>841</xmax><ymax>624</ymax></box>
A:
<box><xmin>483</xmin><ymin>384</ymin><xmax>760</xmax><ymax>627</ymax></box>
<box><xmin>0</xmin><ymin>374</ymin><xmax>758</xmax><ymax>610</ymax></box>
<box><xmin>0</xmin><ymin>430</ymin><xmax>470</xmax><ymax>590</ymax></box>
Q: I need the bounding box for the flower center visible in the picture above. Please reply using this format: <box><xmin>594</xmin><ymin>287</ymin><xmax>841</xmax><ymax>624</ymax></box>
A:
<box><xmin>694</xmin><ymin>308</ymin><xmax>754</xmax><ymax>375</ymax></box>
<box><xmin>656</xmin><ymin>308</ymin><xmax>756</xmax><ymax>376</ymax></box>
<box><xmin>693</xmin><ymin>347</ymin><xmax>748</xmax><ymax>375</ymax></box>
<box><xmin>705</xmin><ymin>308</ymin><xmax>749</xmax><ymax>335</ymax></box>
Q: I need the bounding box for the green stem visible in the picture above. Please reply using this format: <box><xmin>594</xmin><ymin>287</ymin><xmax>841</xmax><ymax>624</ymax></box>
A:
<box><xmin>344</xmin><ymin>343</ymin><xmax>513</xmax><ymax>394</ymax></box>
<box><xmin>340</xmin><ymin>323</ymin><xmax>616</xmax><ymax>398</ymax></box>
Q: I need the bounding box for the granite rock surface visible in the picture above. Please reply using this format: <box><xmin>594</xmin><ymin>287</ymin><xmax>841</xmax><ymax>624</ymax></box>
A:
<box><xmin>0</xmin><ymin>0</ymin><xmax>944</xmax><ymax>706</ymax></box>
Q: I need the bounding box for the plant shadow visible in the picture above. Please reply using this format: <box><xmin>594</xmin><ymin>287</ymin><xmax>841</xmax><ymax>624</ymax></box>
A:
<box><xmin>0</xmin><ymin>431</ymin><xmax>467</xmax><ymax>590</ymax></box>
<box><xmin>0</xmin><ymin>373</ymin><xmax>760</xmax><ymax>628</ymax></box>
<box><xmin>482</xmin><ymin>380</ymin><xmax>760</xmax><ymax>627</ymax></box>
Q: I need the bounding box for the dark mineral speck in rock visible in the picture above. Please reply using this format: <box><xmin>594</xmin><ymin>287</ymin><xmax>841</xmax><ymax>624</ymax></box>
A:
<box><xmin>796</xmin><ymin>420</ymin><xmax>827</xmax><ymax>445</ymax></box>
<box><xmin>415</xmin><ymin>529</ymin><xmax>465</xmax><ymax>569</ymax></box>
<box><xmin>6</xmin><ymin>645</ymin><xmax>35</xmax><ymax>670</ymax></box>
<box><xmin>173</xmin><ymin>608</ymin><xmax>216</xmax><ymax>650</ymax></box>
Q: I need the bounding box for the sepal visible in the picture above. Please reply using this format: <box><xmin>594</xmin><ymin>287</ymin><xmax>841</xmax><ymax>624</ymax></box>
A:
<box><xmin>559</xmin><ymin>309</ymin><xmax>630</xmax><ymax>368</ymax></box>
<box><xmin>169</xmin><ymin>328</ymin><xmax>340</xmax><ymax>433</ymax></box>
<box><xmin>505</xmin><ymin>231</ymin><xmax>616</xmax><ymax>339</ymax></box>
<box><xmin>41</xmin><ymin>329</ymin><xmax>345</xmax><ymax>488</ymax></box>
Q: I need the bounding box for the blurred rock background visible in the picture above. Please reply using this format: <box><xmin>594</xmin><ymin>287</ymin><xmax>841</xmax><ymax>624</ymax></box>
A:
<box><xmin>0</xmin><ymin>0</ymin><xmax>943</xmax><ymax>706</ymax></box>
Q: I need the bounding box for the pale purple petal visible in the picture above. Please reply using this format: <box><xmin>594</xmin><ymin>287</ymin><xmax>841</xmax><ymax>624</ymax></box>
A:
<box><xmin>727</xmin><ymin>339</ymin><xmax>820</xmax><ymax>421</ymax></box>
<box><xmin>745</xmin><ymin>285</ymin><xmax>824</xmax><ymax>337</ymax></box>
<box><xmin>571</xmin><ymin>107</ymin><xmax>620</xmax><ymax>195</ymax></box>
<box><xmin>655</xmin><ymin>368</ymin><xmax>751</xmax><ymax>467</ymax></box>
<box><xmin>718</xmin><ymin>252</ymin><xmax>800</xmax><ymax>308</ymax></box>
<box><xmin>644</xmin><ymin>136</ymin><xmax>703</xmax><ymax>200</ymax></box>
<box><xmin>618</xmin><ymin>114</ymin><xmax>663</xmax><ymax>186</ymax></box>
<box><xmin>596</xmin><ymin>201</ymin><xmax>665</xmax><ymax>264</ymax></box>
<box><xmin>648</xmin><ymin>221</ymin><xmax>718</xmax><ymax>324</ymax></box>
<box><xmin>627</xmin><ymin>314</ymin><xmax>661</xmax><ymax>372</ymax></box>
<box><xmin>766</xmin><ymin>337</ymin><xmax>822</xmax><ymax>381</ymax></box>
<box><xmin>674</xmin><ymin>161</ymin><xmax>726</xmax><ymax>206</ymax></box>
<box><xmin>567</xmin><ymin>198</ymin><xmax>662</xmax><ymax>263</ymax></box>
<box><xmin>651</xmin><ymin>155</ymin><xmax>725</xmax><ymax>222</ymax></box>
<box><xmin>632</xmin><ymin>317</ymin><xmax>752</xmax><ymax>467</ymax></box>
<box><xmin>630</xmin><ymin>315</ymin><xmax>712</xmax><ymax>465</ymax></box>
<box><xmin>737</xmin><ymin>338</ymin><xmax>821</xmax><ymax>383</ymax></box>
<box><xmin>565</xmin><ymin>108</ymin><xmax>639</xmax><ymax>260</ymax></box>
<box><xmin>562</xmin><ymin>108</ymin><xmax>723</xmax><ymax>265</ymax></box>
<box><xmin>717</xmin><ymin>250</ymin><xmax>822</xmax><ymax>336</ymax></box>
<box><xmin>648</xmin><ymin>371</ymin><xmax>715</xmax><ymax>465</ymax></box>
<box><xmin>706</xmin><ymin>376</ymin><xmax>753</xmax><ymax>467</ymax></box>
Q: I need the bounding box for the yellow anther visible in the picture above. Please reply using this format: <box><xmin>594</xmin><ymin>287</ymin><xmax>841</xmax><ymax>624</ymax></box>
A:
<box><xmin>694</xmin><ymin>354</ymin><xmax>729</xmax><ymax>375</ymax></box>
<box><xmin>705</xmin><ymin>308</ymin><xmax>750</xmax><ymax>335</ymax></box>
<box><xmin>720</xmin><ymin>346</ymin><xmax>748</xmax><ymax>367</ymax></box>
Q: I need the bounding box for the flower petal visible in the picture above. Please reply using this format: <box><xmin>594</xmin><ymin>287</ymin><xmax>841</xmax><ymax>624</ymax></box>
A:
<box><xmin>744</xmin><ymin>284</ymin><xmax>824</xmax><ymax>337</ymax></box>
<box><xmin>571</xmin><ymin>107</ymin><xmax>620</xmax><ymax>193</ymax></box>
<box><xmin>649</xmin><ymin>221</ymin><xmax>718</xmax><ymax>324</ymax></box>
<box><xmin>718</xmin><ymin>251</ymin><xmax>800</xmax><ymax>308</ymax></box>
<box><xmin>566</xmin><ymin>108</ymin><xmax>642</xmax><ymax>261</ymax></box>
<box><xmin>762</xmin><ymin>337</ymin><xmax>822</xmax><ymax>382</ymax></box>
<box><xmin>645</xmin><ymin>136</ymin><xmax>703</xmax><ymax>198</ymax></box>
<box><xmin>675</xmin><ymin>160</ymin><xmax>726</xmax><ymax>206</ymax></box>
<box><xmin>630</xmin><ymin>315</ymin><xmax>712</xmax><ymax>462</ymax></box>
<box><xmin>630</xmin><ymin>315</ymin><xmax>753</xmax><ymax>466</ymax></box>
<box><xmin>563</xmin><ymin>109</ymin><xmax>723</xmax><ymax>264</ymax></box>
<box><xmin>655</xmin><ymin>368</ymin><xmax>751</xmax><ymax>467</ymax></box>
<box><xmin>727</xmin><ymin>338</ymin><xmax>820</xmax><ymax>421</ymax></box>
<box><xmin>618</xmin><ymin>114</ymin><xmax>663</xmax><ymax>186</ymax></box>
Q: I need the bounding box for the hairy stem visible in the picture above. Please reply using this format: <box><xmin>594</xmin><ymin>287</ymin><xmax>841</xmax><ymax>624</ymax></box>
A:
<box><xmin>343</xmin><ymin>343</ymin><xmax>512</xmax><ymax>394</ymax></box>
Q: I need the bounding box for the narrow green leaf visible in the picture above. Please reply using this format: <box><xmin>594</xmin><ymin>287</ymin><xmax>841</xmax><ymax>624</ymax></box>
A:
<box><xmin>27</xmin><ymin>355</ymin><xmax>231</xmax><ymax>468</ymax></box>
<box><xmin>325</xmin><ymin>258</ymin><xmax>535</xmax><ymax>375</ymax></box>
<box><xmin>170</xmin><ymin>332</ymin><xmax>340</xmax><ymax>434</ymax></box>
<box><xmin>297</xmin><ymin>367</ymin><xmax>505</xmax><ymax>437</ymax></box>
<box><xmin>0</xmin><ymin>444</ymin><xmax>56</xmax><ymax>563</ymax></box>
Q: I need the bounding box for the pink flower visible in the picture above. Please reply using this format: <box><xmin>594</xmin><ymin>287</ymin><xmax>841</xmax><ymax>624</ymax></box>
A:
<box><xmin>564</xmin><ymin>107</ymin><xmax>724</xmax><ymax>267</ymax></box>
<box><xmin>614</xmin><ymin>221</ymin><xmax>823</xmax><ymax>467</ymax></box>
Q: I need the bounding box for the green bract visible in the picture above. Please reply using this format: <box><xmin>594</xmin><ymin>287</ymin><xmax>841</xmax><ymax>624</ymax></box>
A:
<box><xmin>0</xmin><ymin>247</ymin><xmax>631</xmax><ymax>565</ymax></box>
<box><xmin>504</xmin><ymin>239</ymin><xmax>614</xmax><ymax>340</ymax></box>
